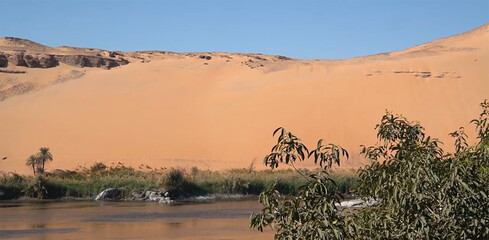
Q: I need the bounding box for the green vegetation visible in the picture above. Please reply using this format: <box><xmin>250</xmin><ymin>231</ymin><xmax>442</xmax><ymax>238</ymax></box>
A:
<box><xmin>0</xmin><ymin>162</ymin><xmax>358</xmax><ymax>200</ymax></box>
<box><xmin>251</xmin><ymin>100</ymin><xmax>489</xmax><ymax>239</ymax></box>
<box><xmin>250</xmin><ymin>127</ymin><xmax>352</xmax><ymax>238</ymax></box>
<box><xmin>25</xmin><ymin>155</ymin><xmax>37</xmax><ymax>175</ymax></box>
<box><xmin>25</xmin><ymin>147</ymin><xmax>53</xmax><ymax>175</ymax></box>
<box><xmin>37</xmin><ymin>147</ymin><xmax>53</xmax><ymax>174</ymax></box>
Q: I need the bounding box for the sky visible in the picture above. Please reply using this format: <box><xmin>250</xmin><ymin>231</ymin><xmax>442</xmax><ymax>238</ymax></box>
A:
<box><xmin>1</xmin><ymin>0</ymin><xmax>488</xmax><ymax>60</ymax></box>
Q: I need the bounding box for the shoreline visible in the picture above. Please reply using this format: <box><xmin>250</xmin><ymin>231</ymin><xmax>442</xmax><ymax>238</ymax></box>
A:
<box><xmin>0</xmin><ymin>193</ymin><xmax>258</xmax><ymax>203</ymax></box>
<box><xmin>1</xmin><ymin>164</ymin><xmax>358</xmax><ymax>201</ymax></box>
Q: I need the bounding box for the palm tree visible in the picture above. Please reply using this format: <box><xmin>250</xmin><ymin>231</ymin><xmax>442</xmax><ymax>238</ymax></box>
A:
<box><xmin>26</xmin><ymin>154</ymin><xmax>38</xmax><ymax>175</ymax></box>
<box><xmin>37</xmin><ymin>147</ymin><xmax>53</xmax><ymax>174</ymax></box>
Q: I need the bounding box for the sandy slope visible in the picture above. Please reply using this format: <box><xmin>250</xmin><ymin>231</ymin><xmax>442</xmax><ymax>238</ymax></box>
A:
<box><xmin>0</xmin><ymin>23</ymin><xmax>488</xmax><ymax>174</ymax></box>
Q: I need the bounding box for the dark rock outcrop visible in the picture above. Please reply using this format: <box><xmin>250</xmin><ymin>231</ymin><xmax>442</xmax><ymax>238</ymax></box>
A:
<box><xmin>8</xmin><ymin>53</ymin><xmax>27</xmax><ymax>67</ymax></box>
<box><xmin>23</xmin><ymin>54</ymin><xmax>41</xmax><ymax>68</ymax></box>
<box><xmin>277</xmin><ymin>55</ymin><xmax>291</xmax><ymax>60</ymax></box>
<box><xmin>22</xmin><ymin>54</ymin><xmax>58</xmax><ymax>68</ymax></box>
<box><xmin>56</xmin><ymin>55</ymin><xmax>93</xmax><ymax>68</ymax></box>
<box><xmin>55</xmin><ymin>55</ymin><xmax>128</xmax><ymax>69</ymax></box>
<box><xmin>3</xmin><ymin>53</ymin><xmax>57</xmax><ymax>68</ymax></box>
<box><xmin>199</xmin><ymin>55</ymin><xmax>212</xmax><ymax>60</ymax></box>
<box><xmin>0</xmin><ymin>52</ymin><xmax>128</xmax><ymax>70</ymax></box>
<box><xmin>38</xmin><ymin>55</ymin><xmax>58</xmax><ymax>68</ymax></box>
<box><xmin>109</xmin><ymin>51</ymin><xmax>122</xmax><ymax>58</ymax></box>
<box><xmin>0</xmin><ymin>55</ymin><xmax>7</xmax><ymax>67</ymax></box>
<box><xmin>242</xmin><ymin>59</ymin><xmax>264</xmax><ymax>69</ymax></box>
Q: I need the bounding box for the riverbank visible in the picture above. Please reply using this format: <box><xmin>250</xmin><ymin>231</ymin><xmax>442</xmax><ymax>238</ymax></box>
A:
<box><xmin>0</xmin><ymin>163</ymin><xmax>358</xmax><ymax>200</ymax></box>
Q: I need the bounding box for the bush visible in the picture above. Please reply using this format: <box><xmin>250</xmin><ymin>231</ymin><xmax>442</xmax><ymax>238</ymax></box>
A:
<box><xmin>355</xmin><ymin>102</ymin><xmax>489</xmax><ymax>239</ymax></box>
<box><xmin>0</xmin><ymin>173</ymin><xmax>24</xmax><ymax>199</ymax></box>
<box><xmin>161</xmin><ymin>168</ymin><xmax>205</xmax><ymax>197</ymax></box>
<box><xmin>23</xmin><ymin>175</ymin><xmax>48</xmax><ymax>199</ymax></box>
<box><xmin>162</xmin><ymin>168</ymin><xmax>186</xmax><ymax>191</ymax></box>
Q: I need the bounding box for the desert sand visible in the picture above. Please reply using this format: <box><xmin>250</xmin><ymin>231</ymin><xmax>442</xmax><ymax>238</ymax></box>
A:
<box><xmin>0</xmin><ymin>23</ymin><xmax>488</xmax><ymax>174</ymax></box>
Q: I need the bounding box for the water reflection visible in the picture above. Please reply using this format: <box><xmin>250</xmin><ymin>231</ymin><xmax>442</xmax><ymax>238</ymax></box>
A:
<box><xmin>0</xmin><ymin>204</ymin><xmax>22</xmax><ymax>209</ymax></box>
<box><xmin>0</xmin><ymin>200</ymin><xmax>273</xmax><ymax>240</ymax></box>
<box><xmin>0</xmin><ymin>228</ymin><xmax>79</xmax><ymax>239</ymax></box>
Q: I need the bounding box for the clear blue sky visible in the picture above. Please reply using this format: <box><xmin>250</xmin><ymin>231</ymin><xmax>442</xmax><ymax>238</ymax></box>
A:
<box><xmin>2</xmin><ymin>0</ymin><xmax>488</xmax><ymax>59</ymax></box>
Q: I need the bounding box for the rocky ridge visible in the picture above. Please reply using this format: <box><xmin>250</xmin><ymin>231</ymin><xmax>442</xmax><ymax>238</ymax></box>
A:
<box><xmin>0</xmin><ymin>52</ymin><xmax>128</xmax><ymax>69</ymax></box>
<box><xmin>0</xmin><ymin>37</ymin><xmax>129</xmax><ymax>69</ymax></box>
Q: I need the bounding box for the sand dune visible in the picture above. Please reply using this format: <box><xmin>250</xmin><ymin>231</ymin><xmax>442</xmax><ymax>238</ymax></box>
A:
<box><xmin>0</xmin><ymin>23</ymin><xmax>488</xmax><ymax>174</ymax></box>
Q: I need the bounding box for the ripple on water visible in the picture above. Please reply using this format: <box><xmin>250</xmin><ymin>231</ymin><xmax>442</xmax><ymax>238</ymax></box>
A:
<box><xmin>0</xmin><ymin>228</ymin><xmax>79</xmax><ymax>239</ymax></box>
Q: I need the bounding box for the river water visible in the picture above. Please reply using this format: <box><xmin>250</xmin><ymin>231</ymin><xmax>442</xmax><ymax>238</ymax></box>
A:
<box><xmin>0</xmin><ymin>199</ymin><xmax>273</xmax><ymax>240</ymax></box>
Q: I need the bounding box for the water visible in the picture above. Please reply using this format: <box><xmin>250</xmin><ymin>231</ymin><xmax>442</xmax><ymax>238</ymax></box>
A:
<box><xmin>0</xmin><ymin>200</ymin><xmax>273</xmax><ymax>240</ymax></box>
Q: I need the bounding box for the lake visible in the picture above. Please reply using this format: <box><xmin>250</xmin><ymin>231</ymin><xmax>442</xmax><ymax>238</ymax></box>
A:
<box><xmin>0</xmin><ymin>199</ymin><xmax>274</xmax><ymax>240</ymax></box>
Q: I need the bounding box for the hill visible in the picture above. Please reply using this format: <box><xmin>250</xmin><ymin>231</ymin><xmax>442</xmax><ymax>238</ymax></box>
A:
<box><xmin>0</xmin><ymin>23</ymin><xmax>488</xmax><ymax>174</ymax></box>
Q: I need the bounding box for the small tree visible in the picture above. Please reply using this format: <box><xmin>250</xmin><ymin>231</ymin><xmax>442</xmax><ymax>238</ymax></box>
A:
<box><xmin>26</xmin><ymin>147</ymin><xmax>53</xmax><ymax>175</ymax></box>
<box><xmin>355</xmin><ymin>101</ymin><xmax>489</xmax><ymax>239</ymax></box>
<box><xmin>250</xmin><ymin>127</ymin><xmax>353</xmax><ymax>239</ymax></box>
<box><xmin>251</xmin><ymin>100</ymin><xmax>489</xmax><ymax>239</ymax></box>
<box><xmin>37</xmin><ymin>147</ymin><xmax>53</xmax><ymax>174</ymax></box>
<box><xmin>26</xmin><ymin>154</ymin><xmax>38</xmax><ymax>175</ymax></box>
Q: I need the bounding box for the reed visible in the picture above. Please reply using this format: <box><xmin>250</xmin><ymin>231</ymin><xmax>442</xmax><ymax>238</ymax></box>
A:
<box><xmin>0</xmin><ymin>163</ymin><xmax>358</xmax><ymax>200</ymax></box>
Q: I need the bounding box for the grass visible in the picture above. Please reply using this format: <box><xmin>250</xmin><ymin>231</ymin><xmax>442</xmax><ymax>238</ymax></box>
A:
<box><xmin>0</xmin><ymin>163</ymin><xmax>359</xmax><ymax>200</ymax></box>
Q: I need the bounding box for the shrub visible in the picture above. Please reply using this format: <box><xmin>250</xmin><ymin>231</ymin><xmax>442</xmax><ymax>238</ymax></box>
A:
<box><xmin>0</xmin><ymin>173</ymin><xmax>25</xmax><ymax>199</ymax></box>
<box><xmin>250</xmin><ymin>127</ymin><xmax>353</xmax><ymax>239</ymax></box>
<box><xmin>162</xmin><ymin>168</ymin><xmax>186</xmax><ymax>191</ymax></box>
<box><xmin>23</xmin><ymin>175</ymin><xmax>48</xmax><ymax>199</ymax></box>
<box><xmin>355</xmin><ymin>102</ymin><xmax>489</xmax><ymax>239</ymax></box>
<box><xmin>161</xmin><ymin>168</ymin><xmax>205</xmax><ymax>197</ymax></box>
